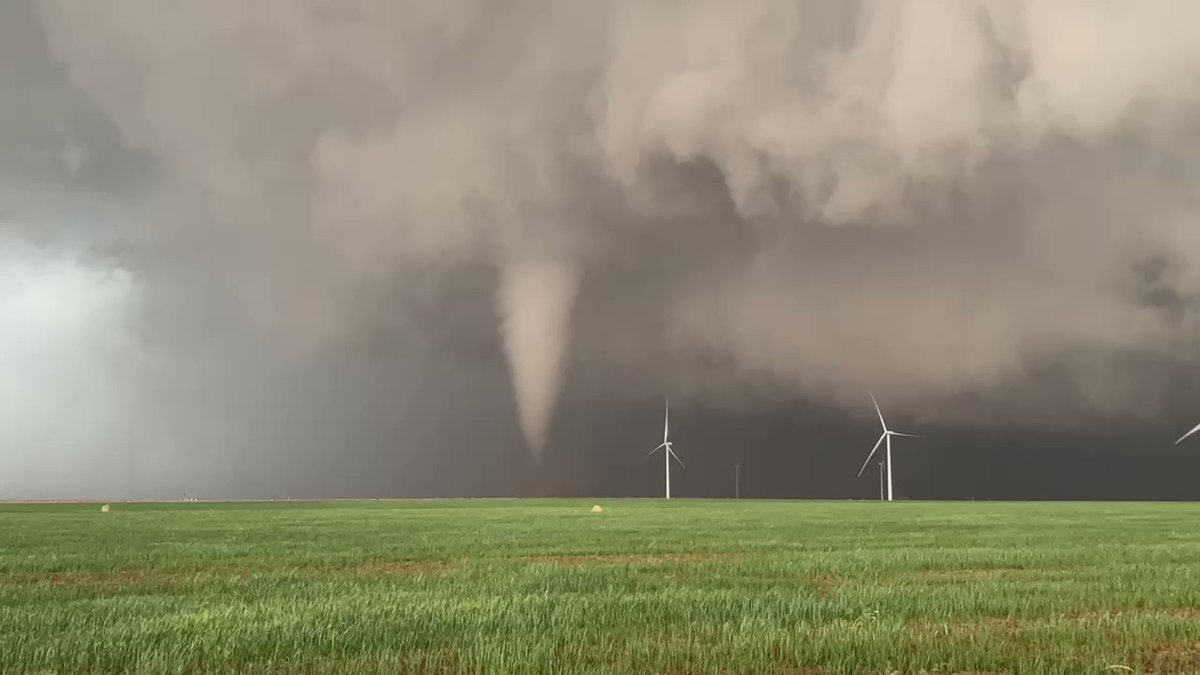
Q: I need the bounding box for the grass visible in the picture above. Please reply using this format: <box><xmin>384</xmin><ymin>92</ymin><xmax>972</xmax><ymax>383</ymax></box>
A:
<box><xmin>2</xmin><ymin>499</ymin><xmax>1200</xmax><ymax>674</ymax></box>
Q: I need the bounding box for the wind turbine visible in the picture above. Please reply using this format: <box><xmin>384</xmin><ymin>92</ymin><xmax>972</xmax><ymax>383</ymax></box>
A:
<box><xmin>856</xmin><ymin>392</ymin><xmax>923</xmax><ymax>501</ymax></box>
<box><xmin>1176</xmin><ymin>421</ymin><xmax>1200</xmax><ymax>445</ymax></box>
<box><xmin>647</xmin><ymin>398</ymin><xmax>684</xmax><ymax>499</ymax></box>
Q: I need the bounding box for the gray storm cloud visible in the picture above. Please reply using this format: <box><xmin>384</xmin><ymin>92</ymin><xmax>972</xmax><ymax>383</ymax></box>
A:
<box><xmin>30</xmin><ymin>0</ymin><xmax>1200</xmax><ymax>452</ymax></box>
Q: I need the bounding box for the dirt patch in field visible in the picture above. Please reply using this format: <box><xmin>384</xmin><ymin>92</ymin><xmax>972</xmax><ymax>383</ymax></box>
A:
<box><xmin>16</xmin><ymin>559</ymin><xmax>456</xmax><ymax>587</ymax></box>
<box><xmin>906</xmin><ymin>616</ymin><xmax>1026</xmax><ymax>639</ymax></box>
<box><xmin>681</xmin><ymin>665</ymin><xmax>991</xmax><ymax>675</ymax></box>
<box><xmin>908</xmin><ymin>609</ymin><xmax>1200</xmax><ymax>643</ymax></box>
<box><xmin>39</xmin><ymin>570</ymin><xmax>154</xmax><ymax>587</ymax></box>
<box><xmin>873</xmin><ymin>659</ymin><xmax>1003</xmax><ymax>674</ymax></box>
<box><xmin>24</xmin><ymin>569</ymin><xmax>231</xmax><ymax>588</ymax></box>
<box><xmin>664</xmin><ymin>668</ymin><xmax>829</xmax><ymax>675</ymax></box>
<box><xmin>914</xmin><ymin>567</ymin><xmax>1044</xmax><ymax>581</ymax></box>
<box><xmin>810</xmin><ymin>575</ymin><xmax>841</xmax><ymax>597</ymax></box>
<box><xmin>338</xmin><ymin>560</ymin><xmax>456</xmax><ymax>577</ymax></box>
<box><xmin>525</xmin><ymin>552</ymin><xmax>742</xmax><ymax>565</ymax></box>
<box><xmin>1071</xmin><ymin>608</ymin><xmax>1200</xmax><ymax>623</ymax></box>
<box><xmin>1138</xmin><ymin>641</ymin><xmax>1200</xmax><ymax>674</ymax></box>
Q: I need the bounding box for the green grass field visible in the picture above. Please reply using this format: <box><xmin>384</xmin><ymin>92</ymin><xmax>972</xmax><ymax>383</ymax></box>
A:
<box><xmin>2</xmin><ymin>500</ymin><xmax>1200</xmax><ymax>674</ymax></box>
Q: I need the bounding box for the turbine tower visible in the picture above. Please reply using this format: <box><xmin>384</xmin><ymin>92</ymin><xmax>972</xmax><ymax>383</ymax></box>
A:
<box><xmin>647</xmin><ymin>398</ymin><xmax>684</xmax><ymax>499</ymax></box>
<box><xmin>856</xmin><ymin>392</ymin><xmax>923</xmax><ymax>501</ymax></box>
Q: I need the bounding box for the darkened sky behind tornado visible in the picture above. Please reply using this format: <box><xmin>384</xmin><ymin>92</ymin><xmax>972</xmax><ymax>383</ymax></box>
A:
<box><xmin>5</xmin><ymin>0</ymin><xmax>1200</xmax><ymax>501</ymax></box>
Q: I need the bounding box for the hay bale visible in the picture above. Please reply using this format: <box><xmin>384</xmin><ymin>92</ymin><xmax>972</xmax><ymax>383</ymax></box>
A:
<box><xmin>100</xmin><ymin>504</ymin><xmax>110</xmax><ymax>513</ymax></box>
<box><xmin>591</xmin><ymin>504</ymin><xmax>603</xmax><ymax>513</ymax></box>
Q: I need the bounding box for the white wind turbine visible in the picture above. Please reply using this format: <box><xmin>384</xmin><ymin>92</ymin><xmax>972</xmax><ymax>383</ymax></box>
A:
<box><xmin>647</xmin><ymin>398</ymin><xmax>684</xmax><ymax>499</ymax></box>
<box><xmin>856</xmin><ymin>392</ymin><xmax>923</xmax><ymax>501</ymax></box>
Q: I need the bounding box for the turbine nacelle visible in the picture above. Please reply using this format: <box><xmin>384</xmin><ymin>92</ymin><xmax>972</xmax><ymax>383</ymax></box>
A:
<box><xmin>648</xmin><ymin>439</ymin><xmax>685</xmax><ymax>468</ymax></box>
<box><xmin>855</xmin><ymin>430</ymin><xmax>923</xmax><ymax>477</ymax></box>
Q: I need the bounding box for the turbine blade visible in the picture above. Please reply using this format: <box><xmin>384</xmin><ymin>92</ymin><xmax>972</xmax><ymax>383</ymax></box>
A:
<box><xmin>664</xmin><ymin>398</ymin><xmax>670</xmax><ymax>443</ymax></box>
<box><xmin>857</xmin><ymin>433</ymin><xmax>887</xmax><ymax>478</ymax></box>
<box><xmin>668</xmin><ymin>447</ymin><xmax>685</xmax><ymax>468</ymax></box>
<box><xmin>870</xmin><ymin>390</ymin><xmax>887</xmax><ymax>432</ymax></box>
<box><xmin>889</xmin><ymin>432</ymin><xmax>924</xmax><ymax>438</ymax></box>
<box><xmin>1176</xmin><ymin>422</ymin><xmax>1200</xmax><ymax>445</ymax></box>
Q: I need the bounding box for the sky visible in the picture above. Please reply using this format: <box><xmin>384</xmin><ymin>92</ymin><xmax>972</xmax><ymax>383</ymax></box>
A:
<box><xmin>4</xmin><ymin>0</ymin><xmax>1200</xmax><ymax>500</ymax></box>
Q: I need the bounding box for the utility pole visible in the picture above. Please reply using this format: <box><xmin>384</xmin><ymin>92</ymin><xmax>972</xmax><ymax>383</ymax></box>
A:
<box><xmin>734</xmin><ymin>462</ymin><xmax>741</xmax><ymax>499</ymax></box>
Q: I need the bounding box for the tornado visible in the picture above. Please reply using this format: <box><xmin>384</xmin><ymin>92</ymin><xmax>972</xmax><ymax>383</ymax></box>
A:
<box><xmin>498</xmin><ymin>257</ymin><xmax>580</xmax><ymax>457</ymax></box>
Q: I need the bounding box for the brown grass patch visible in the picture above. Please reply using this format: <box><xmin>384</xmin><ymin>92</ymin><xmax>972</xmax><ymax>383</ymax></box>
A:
<box><xmin>13</xmin><ymin>559</ymin><xmax>456</xmax><ymax>587</ymax></box>
<box><xmin>915</xmin><ymin>567</ymin><xmax>1041</xmax><ymax>581</ymax></box>
<box><xmin>340</xmin><ymin>560</ymin><xmax>455</xmax><ymax>577</ymax></box>
<box><xmin>25</xmin><ymin>569</ymin><xmax>224</xmax><ymax>589</ymax></box>
<box><xmin>902</xmin><ymin>667</ymin><xmax>998</xmax><ymax>672</ymax></box>
<box><xmin>906</xmin><ymin>616</ymin><xmax>1026</xmax><ymax>639</ymax></box>
<box><xmin>1139</xmin><ymin>641</ymin><xmax>1200</xmax><ymax>674</ymax></box>
<box><xmin>810</xmin><ymin>575</ymin><xmax>841</xmax><ymax>597</ymax></box>
<box><xmin>1071</xmin><ymin>607</ymin><xmax>1200</xmax><ymax>623</ymax></box>
<box><xmin>526</xmin><ymin>552</ymin><xmax>741</xmax><ymax>565</ymax></box>
<box><xmin>666</xmin><ymin>669</ymin><xmax>824</xmax><ymax>675</ymax></box>
<box><xmin>909</xmin><ymin>608</ymin><xmax>1200</xmax><ymax>644</ymax></box>
<box><xmin>40</xmin><ymin>569</ymin><xmax>161</xmax><ymax>587</ymax></box>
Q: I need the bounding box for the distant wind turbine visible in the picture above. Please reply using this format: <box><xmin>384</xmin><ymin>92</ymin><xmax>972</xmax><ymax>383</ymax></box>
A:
<box><xmin>856</xmin><ymin>392</ymin><xmax>923</xmax><ymax>501</ymax></box>
<box><xmin>878</xmin><ymin>460</ymin><xmax>885</xmax><ymax>501</ymax></box>
<box><xmin>647</xmin><ymin>398</ymin><xmax>684</xmax><ymax>499</ymax></box>
<box><xmin>1175</xmin><ymin>421</ymin><xmax>1200</xmax><ymax>445</ymax></box>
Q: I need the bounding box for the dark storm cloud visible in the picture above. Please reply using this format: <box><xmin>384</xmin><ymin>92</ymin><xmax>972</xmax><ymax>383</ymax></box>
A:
<box><xmin>6</xmin><ymin>1</ymin><xmax>1200</xmax><ymax>498</ymax></box>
